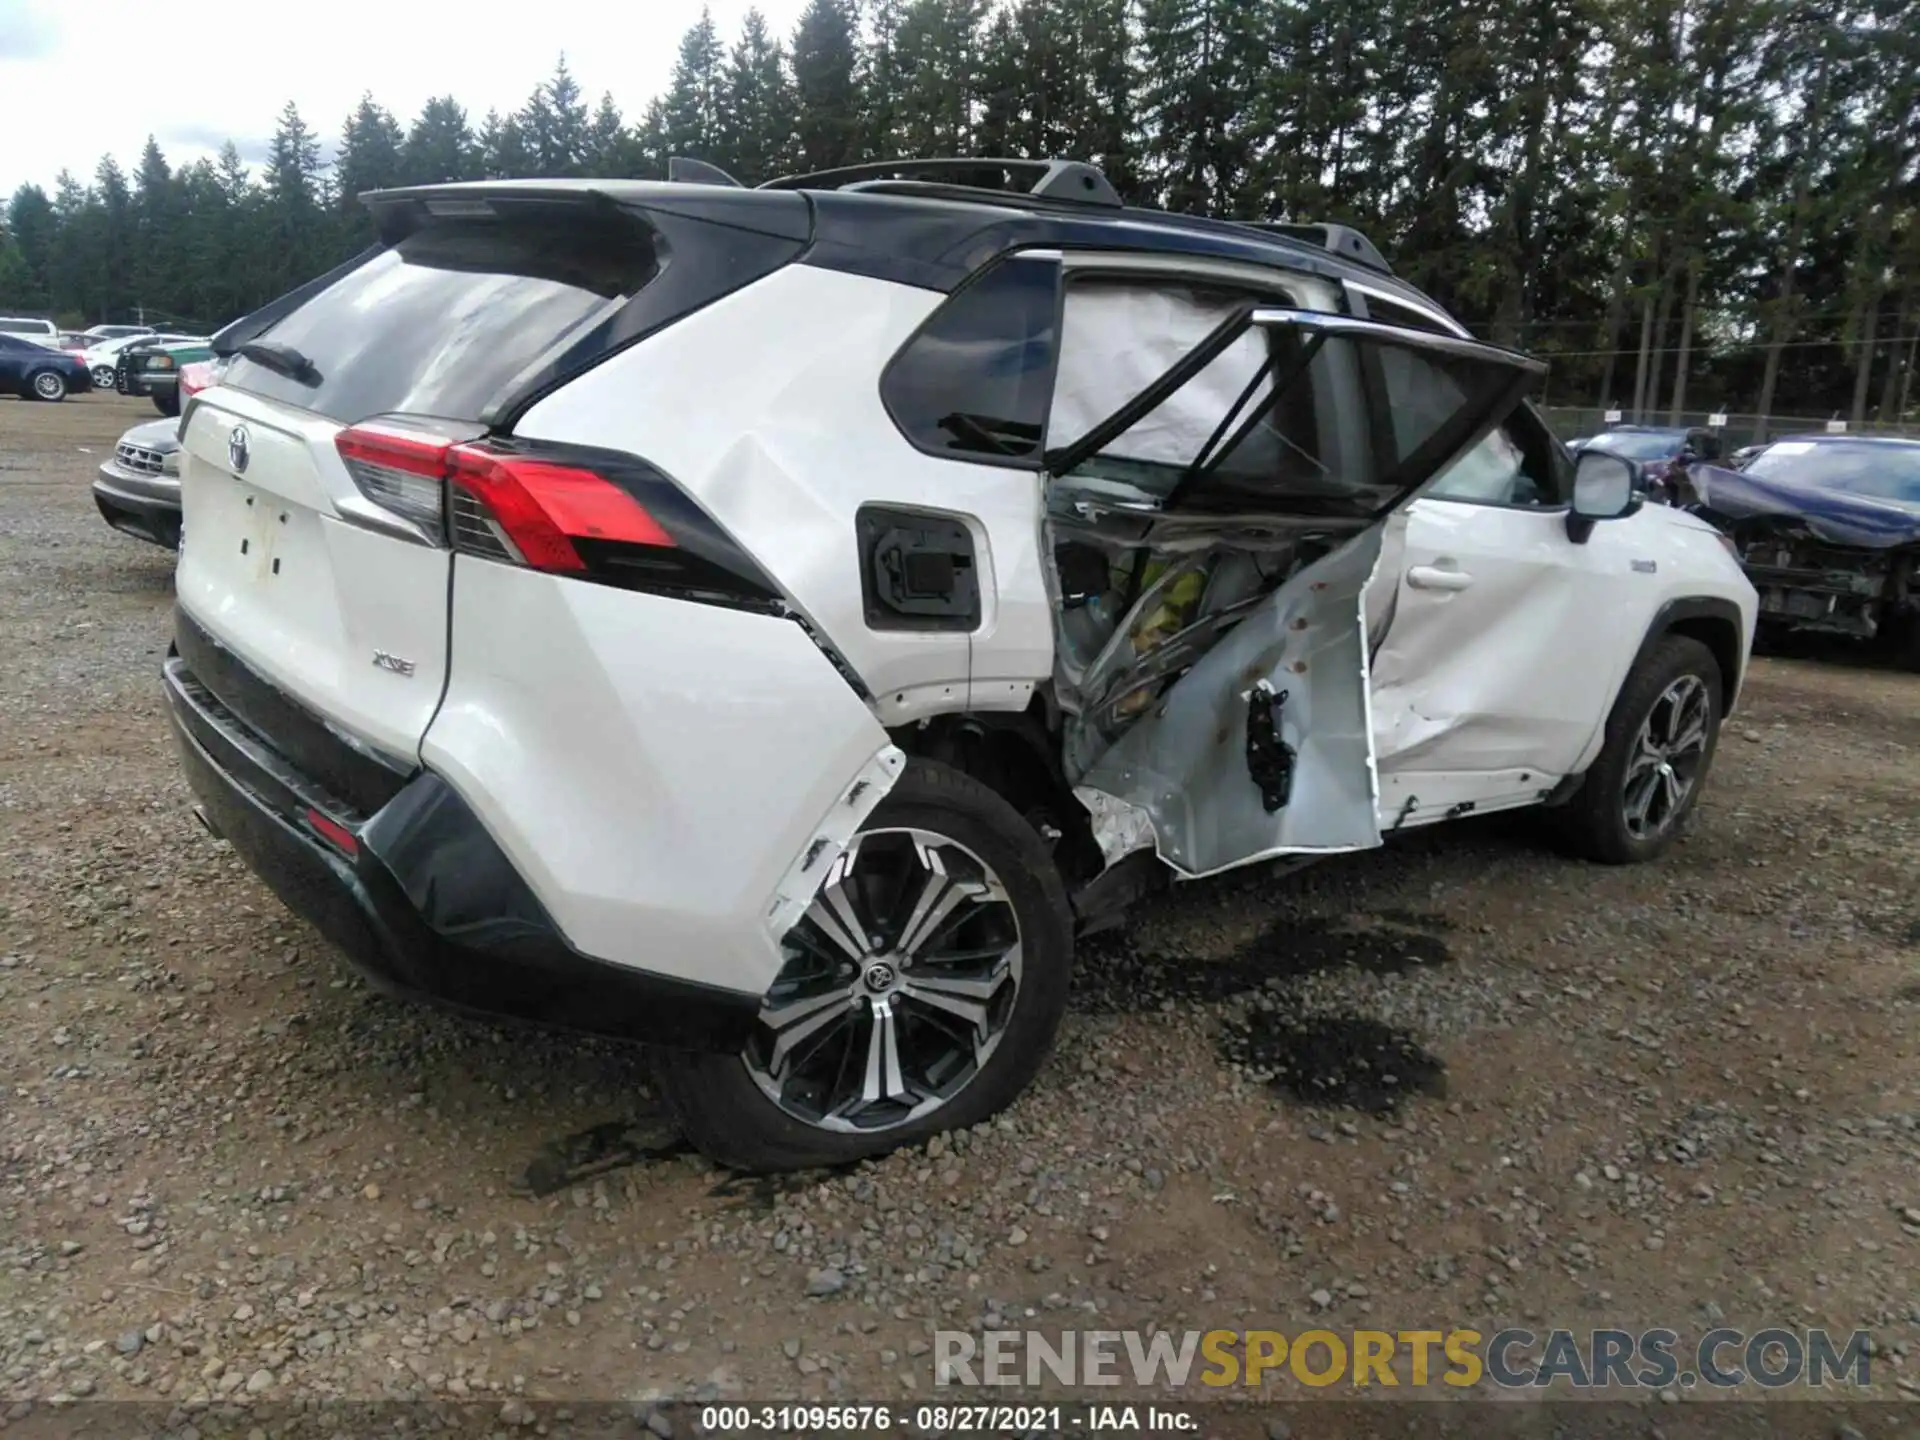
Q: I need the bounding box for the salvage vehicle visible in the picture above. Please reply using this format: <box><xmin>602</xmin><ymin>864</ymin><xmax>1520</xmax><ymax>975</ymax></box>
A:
<box><xmin>163</xmin><ymin>159</ymin><xmax>1757</xmax><ymax>1171</ymax></box>
<box><xmin>1687</xmin><ymin>434</ymin><xmax>1920</xmax><ymax>667</ymax></box>
<box><xmin>95</xmin><ymin>414</ymin><xmax>185</xmax><ymax>548</ymax></box>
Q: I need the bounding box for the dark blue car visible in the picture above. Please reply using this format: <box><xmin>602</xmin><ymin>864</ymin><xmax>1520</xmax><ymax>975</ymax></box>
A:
<box><xmin>1687</xmin><ymin>434</ymin><xmax>1920</xmax><ymax>667</ymax></box>
<box><xmin>0</xmin><ymin>334</ymin><xmax>93</xmax><ymax>402</ymax></box>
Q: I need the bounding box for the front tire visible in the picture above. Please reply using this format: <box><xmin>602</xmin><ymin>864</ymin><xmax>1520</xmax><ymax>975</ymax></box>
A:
<box><xmin>1555</xmin><ymin>635</ymin><xmax>1723</xmax><ymax>864</ymax></box>
<box><xmin>30</xmin><ymin>369</ymin><xmax>67</xmax><ymax>402</ymax></box>
<box><xmin>92</xmin><ymin>365</ymin><xmax>115</xmax><ymax>391</ymax></box>
<box><xmin>654</xmin><ymin>759</ymin><xmax>1074</xmax><ymax>1173</ymax></box>
<box><xmin>152</xmin><ymin>388</ymin><xmax>180</xmax><ymax>417</ymax></box>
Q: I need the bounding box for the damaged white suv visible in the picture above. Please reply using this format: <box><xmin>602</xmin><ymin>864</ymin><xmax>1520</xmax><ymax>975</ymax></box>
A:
<box><xmin>165</xmin><ymin>160</ymin><xmax>1757</xmax><ymax>1171</ymax></box>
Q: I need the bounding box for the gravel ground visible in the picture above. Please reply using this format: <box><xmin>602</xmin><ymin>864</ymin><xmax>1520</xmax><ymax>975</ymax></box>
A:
<box><xmin>2</xmin><ymin>396</ymin><xmax>1918</xmax><ymax>1421</ymax></box>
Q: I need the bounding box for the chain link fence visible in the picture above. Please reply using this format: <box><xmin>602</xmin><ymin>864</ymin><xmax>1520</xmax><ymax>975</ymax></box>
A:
<box><xmin>1540</xmin><ymin>407</ymin><xmax>1920</xmax><ymax>449</ymax></box>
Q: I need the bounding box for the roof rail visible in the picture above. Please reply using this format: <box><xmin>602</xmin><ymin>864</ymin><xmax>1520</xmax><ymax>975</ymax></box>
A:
<box><xmin>1236</xmin><ymin>221</ymin><xmax>1393</xmax><ymax>276</ymax></box>
<box><xmin>667</xmin><ymin>157</ymin><xmax>745</xmax><ymax>188</ymax></box>
<box><xmin>759</xmin><ymin>157</ymin><xmax>1122</xmax><ymax>208</ymax></box>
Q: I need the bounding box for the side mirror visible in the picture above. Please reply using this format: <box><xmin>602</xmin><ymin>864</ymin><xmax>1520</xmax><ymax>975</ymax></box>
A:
<box><xmin>1567</xmin><ymin>450</ymin><xmax>1638</xmax><ymax>544</ymax></box>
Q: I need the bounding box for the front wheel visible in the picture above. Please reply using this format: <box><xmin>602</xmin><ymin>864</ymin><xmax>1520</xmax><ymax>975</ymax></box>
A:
<box><xmin>654</xmin><ymin>759</ymin><xmax>1074</xmax><ymax>1173</ymax></box>
<box><xmin>30</xmin><ymin>369</ymin><xmax>67</xmax><ymax>402</ymax></box>
<box><xmin>1553</xmin><ymin>635</ymin><xmax>1723</xmax><ymax>864</ymax></box>
<box><xmin>151</xmin><ymin>388</ymin><xmax>180</xmax><ymax>417</ymax></box>
<box><xmin>92</xmin><ymin>365</ymin><xmax>116</xmax><ymax>390</ymax></box>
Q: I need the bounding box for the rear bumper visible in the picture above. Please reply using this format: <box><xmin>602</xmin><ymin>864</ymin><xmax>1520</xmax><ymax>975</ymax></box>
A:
<box><xmin>94</xmin><ymin>466</ymin><xmax>181</xmax><ymax>548</ymax></box>
<box><xmin>162</xmin><ymin>646</ymin><xmax>760</xmax><ymax>1053</ymax></box>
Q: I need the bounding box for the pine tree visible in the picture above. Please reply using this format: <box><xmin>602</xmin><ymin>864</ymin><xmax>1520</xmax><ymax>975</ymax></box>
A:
<box><xmin>335</xmin><ymin>95</ymin><xmax>405</xmax><ymax>247</ymax></box>
<box><xmin>520</xmin><ymin>55</ymin><xmax>592</xmax><ymax>175</ymax></box>
<box><xmin>403</xmin><ymin>97</ymin><xmax>479</xmax><ymax>184</ymax></box>
<box><xmin>663</xmin><ymin>8</ymin><xmax>727</xmax><ymax>163</ymax></box>
<box><xmin>478</xmin><ymin>109</ymin><xmax>536</xmax><ymax>178</ymax></box>
<box><xmin>720</xmin><ymin>9</ymin><xmax>798</xmax><ymax>182</ymax></box>
<box><xmin>861</xmin><ymin>0</ymin><xmax>909</xmax><ymax>157</ymax></box>
<box><xmin>1136</xmin><ymin>0</ymin><xmax>1267</xmax><ymax>215</ymax></box>
<box><xmin>4</xmin><ymin>184</ymin><xmax>56</xmax><ymax>312</ymax></box>
<box><xmin>791</xmin><ymin>0</ymin><xmax>862</xmax><ymax>170</ymax></box>
<box><xmin>260</xmin><ymin>102</ymin><xmax>326</xmax><ymax>294</ymax></box>
<box><xmin>131</xmin><ymin>138</ymin><xmax>175</xmax><ymax>318</ymax></box>
<box><xmin>890</xmin><ymin>0</ymin><xmax>988</xmax><ymax>156</ymax></box>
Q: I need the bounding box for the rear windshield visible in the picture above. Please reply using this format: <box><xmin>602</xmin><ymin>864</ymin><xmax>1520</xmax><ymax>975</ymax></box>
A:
<box><xmin>226</xmin><ymin>219</ymin><xmax>658</xmax><ymax>424</ymax></box>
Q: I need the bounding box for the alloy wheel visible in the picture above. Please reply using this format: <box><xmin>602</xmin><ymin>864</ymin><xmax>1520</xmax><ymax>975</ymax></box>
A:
<box><xmin>1621</xmin><ymin>674</ymin><xmax>1711</xmax><ymax>840</ymax></box>
<box><xmin>32</xmin><ymin>371</ymin><xmax>65</xmax><ymax>401</ymax></box>
<box><xmin>743</xmin><ymin>827</ymin><xmax>1023</xmax><ymax>1134</ymax></box>
<box><xmin>92</xmin><ymin>366</ymin><xmax>115</xmax><ymax>390</ymax></box>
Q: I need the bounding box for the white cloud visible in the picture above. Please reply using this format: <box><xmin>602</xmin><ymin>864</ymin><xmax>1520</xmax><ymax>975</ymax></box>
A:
<box><xmin>0</xmin><ymin>0</ymin><xmax>811</xmax><ymax>194</ymax></box>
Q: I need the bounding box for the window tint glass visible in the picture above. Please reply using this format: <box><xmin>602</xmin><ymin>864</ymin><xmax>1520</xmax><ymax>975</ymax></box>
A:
<box><xmin>1425</xmin><ymin>406</ymin><xmax>1564</xmax><ymax>506</ymax></box>
<box><xmin>224</xmin><ymin>218</ymin><xmax>658</xmax><ymax>424</ymax></box>
<box><xmin>882</xmin><ymin>254</ymin><xmax>1062</xmax><ymax>464</ymax></box>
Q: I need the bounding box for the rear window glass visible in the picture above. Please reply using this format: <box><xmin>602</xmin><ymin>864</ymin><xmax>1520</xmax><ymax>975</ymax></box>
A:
<box><xmin>226</xmin><ymin>219</ymin><xmax>658</xmax><ymax>424</ymax></box>
<box><xmin>880</xmin><ymin>253</ymin><xmax>1062</xmax><ymax>466</ymax></box>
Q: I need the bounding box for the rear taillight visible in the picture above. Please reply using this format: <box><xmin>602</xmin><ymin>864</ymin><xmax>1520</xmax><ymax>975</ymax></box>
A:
<box><xmin>446</xmin><ymin>449</ymin><xmax>675</xmax><ymax>571</ymax></box>
<box><xmin>333</xmin><ymin>425</ymin><xmax>679</xmax><ymax>572</ymax></box>
<box><xmin>335</xmin><ymin>422</ymin><xmax>457</xmax><ymax>537</ymax></box>
<box><xmin>332</xmin><ymin>423</ymin><xmax>781</xmax><ymax>610</ymax></box>
<box><xmin>179</xmin><ymin>361</ymin><xmax>213</xmax><ymax>398</ymax></box>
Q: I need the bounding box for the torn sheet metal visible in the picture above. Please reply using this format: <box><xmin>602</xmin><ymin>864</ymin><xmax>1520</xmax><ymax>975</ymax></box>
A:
<box><xmin>764</xmin><ymin>745</ymin><xmax>906</xmax><ymax>945</ymax></box>
<box><xmin>1072</xmin><ymin>785</ymin><xmax>1160</xmax><ymax>867</ymax></box>
<box><xmin>1072</xmin><ymin>526</ymin><xmax>1385</xmax><ymax>878</ymax></box>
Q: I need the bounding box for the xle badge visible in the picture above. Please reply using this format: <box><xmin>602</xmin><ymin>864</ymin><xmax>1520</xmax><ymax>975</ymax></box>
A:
<box><xmin>371</xmin><ymin>651</ymin><xmax>416</xmax><ymax>677</ymax></box>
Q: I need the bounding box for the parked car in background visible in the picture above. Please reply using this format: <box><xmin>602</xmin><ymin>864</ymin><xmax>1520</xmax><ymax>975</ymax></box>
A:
<box><xmin>165</xmin><ymin>161</ymin><xmax>1756</xmax><ymax>1171</ymax></box>
<box><xmin>94</xmin><ymin>415</ymin><xmax>183</xmax><ymax>548</ymax></box>
<box><xmin>84</xmin><ymin>331</ymin><xmax>202</xmax><ymax>392</ymax></box>
<box><xmin>0</xmin><ymin>316</ymin><xmax>60</xmax><ymax>346</ymax></box>
<box><xmin>0</xmin><ymin>333</ymin><xmax>93</xmax><ymax>400</ymax></box>
<box><xmin>1571</xmin><ymin>425</ymin><xmax>1722</xmax><ymax>502</ymax></box>
<box><xmin>1687</xmin><ymin>435</ymin><xmax>1920</xmax><ymax>668</ymax></box>
<box><xmin>117</xmin><ymin>337</ymin><xmax>213</xmax><ymax>415</ymax></box>
<box><xmin>81</xmin><ymin>323</ymin><xmax>156</xmax><ymax>344</ymax></box>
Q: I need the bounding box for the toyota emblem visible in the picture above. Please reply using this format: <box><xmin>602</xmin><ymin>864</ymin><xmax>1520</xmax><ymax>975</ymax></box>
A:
<box><xmin>228</xmin><ymin>424</ymin><xmax>250</xmax><ymax>474</ymax></box>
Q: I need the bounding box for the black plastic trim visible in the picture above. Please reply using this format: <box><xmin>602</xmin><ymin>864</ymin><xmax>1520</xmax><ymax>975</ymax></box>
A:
<box><xmin>1629</xmin><ymin>596</ymin><xmax>1749</xmax><ymax>713</ymax></box>
<box><xmin>165</xmin><ymin>663</ymin><xmax>760</xmax><ymax>1053</ymax></box>
<box><xmin>174</xmin><ymin>607</ymin><xmax>414</xmax><ymax>817</ymax></box>
<box><xmin>93</xmin><ymin>476</ymin><xmax>181</xmax><ymax>549</ymax></box>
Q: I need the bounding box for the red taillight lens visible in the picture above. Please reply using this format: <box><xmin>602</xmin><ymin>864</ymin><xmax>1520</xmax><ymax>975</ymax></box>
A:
<box><xmin>179</xmin><ymin>361</ymin><xmax>213</xmax><ymax>398</ymax></box>
<box><xmin>447</xmin><ymin>449</ymin><xmax>675</xmax><ymax>571</ymax></box>
<box><xmin>331</xmin><ymin>423</ymin><xmax>677</xmax><ymax>573</ymax></box>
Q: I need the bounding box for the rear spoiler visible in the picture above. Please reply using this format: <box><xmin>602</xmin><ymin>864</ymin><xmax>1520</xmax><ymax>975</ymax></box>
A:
<box><xmin>211</xmin><ymin>245</ymin><xmax>383</xmax><ymax>358</ymax></box>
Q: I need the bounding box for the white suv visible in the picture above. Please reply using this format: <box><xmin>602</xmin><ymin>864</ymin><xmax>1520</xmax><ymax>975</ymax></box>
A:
<box><xmin>164</xmin><ymin>160</ymin><xmax>1757</xmax><ymax>1171</ymax></box>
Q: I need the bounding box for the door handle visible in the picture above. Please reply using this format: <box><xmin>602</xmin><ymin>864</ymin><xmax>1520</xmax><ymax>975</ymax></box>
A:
<box><xmin>1407</xmin><ymin>564</ymin><xmax>1474</xmax><ymax>592</ymax></box>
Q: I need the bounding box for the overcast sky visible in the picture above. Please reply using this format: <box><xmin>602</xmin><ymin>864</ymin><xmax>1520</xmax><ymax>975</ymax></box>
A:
<box><xmin>0</xmin><ymin>0</ymin><xmax>811</xmax><ymax>195</ymax></box>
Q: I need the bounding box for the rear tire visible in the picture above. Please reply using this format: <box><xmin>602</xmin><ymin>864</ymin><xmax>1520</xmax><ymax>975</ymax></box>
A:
<box><xmin>29</xmin><ymin>369</ymin><xmax>67</xmax><ymax>402</ymax></box>
<box><xmin>92</xmin><ymin>365</ymin><xmax>115</xmax><ymax>390</ymax></box>
<box><xmin>1553</xmin><ymin>635</ymin><xmax>1723</xmax><ymax>864</ymax></box>
<box><xmin>654</xmin><ymin>759</ymin><xmax>1074</xmax><ymax>1173</ymax></box>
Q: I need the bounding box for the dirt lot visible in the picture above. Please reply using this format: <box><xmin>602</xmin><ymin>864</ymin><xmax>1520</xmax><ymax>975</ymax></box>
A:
<box><xmin>2</xmin><ymin>396</ymin><xmax>1918</xmax><ymax>1421</ymax></box>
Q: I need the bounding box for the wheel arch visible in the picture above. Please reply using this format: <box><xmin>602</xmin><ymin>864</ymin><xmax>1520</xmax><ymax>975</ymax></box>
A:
<box><xmin>1629</xmin><ymin>597</ymin><xmax>1747</xmax><ymax>716</ymax></box>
